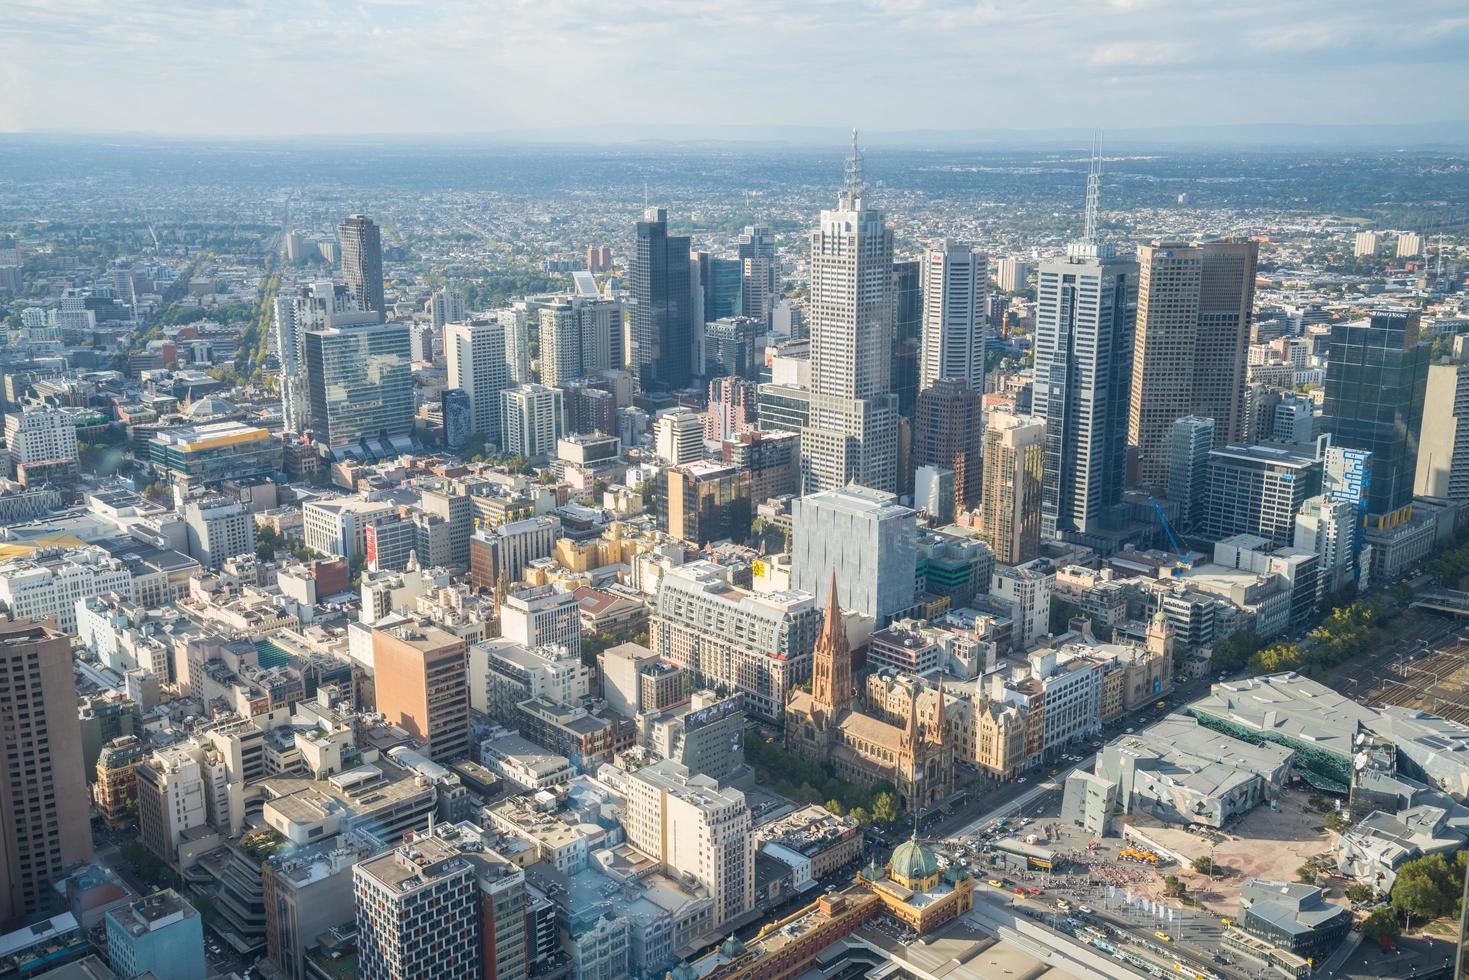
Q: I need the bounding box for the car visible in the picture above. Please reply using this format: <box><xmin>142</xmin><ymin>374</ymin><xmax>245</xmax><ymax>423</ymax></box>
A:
<box><xmin>1049</xmin><ymin>769</ymin><xmax>1059</xmax><ymax>776</ymax></box>
<box><xmin>1017</xmin><ymin>776</ymin><xmax>1028</xmax><ymax>783</ymax></box>
<box><xmin>988</xmin><ymin>879</ymin><xmax>1003</xmax><ymax>887</ymax></box>
<box><xmin>1154</xmin><ymin>931</ymin><xmax>1171</xmax><ymax>942</ymax></box>
<box><xmin>1078</xmin><ymin>905</ymin><xmax>1093</xmax><ymax>914</ymax></box>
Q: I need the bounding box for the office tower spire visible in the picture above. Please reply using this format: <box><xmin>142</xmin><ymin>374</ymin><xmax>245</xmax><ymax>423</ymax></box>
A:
<box><xmin>1083</xmin><ymin>130</ymin><xmax>1102</xmax><ymax>245</ymax></box>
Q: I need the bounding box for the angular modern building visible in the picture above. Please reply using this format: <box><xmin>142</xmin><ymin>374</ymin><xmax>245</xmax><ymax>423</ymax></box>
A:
<box><xmin>338</xmin><ymin>213</ymin><xmax>385</xmax><ymax>315</ymax></box>
<box><xmin>302</xmin><ymin>320</ymin><xmax>414</xmax><ymax>453</ymax></box>
<box><xmin>354</xmin><ymin>839</ymin><xmax>478</xmax><ymax>980</ymax></box>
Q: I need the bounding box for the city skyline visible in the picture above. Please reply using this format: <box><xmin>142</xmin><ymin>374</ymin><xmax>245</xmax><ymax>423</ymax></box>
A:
<box><xmin>4</xmin><ymin>1</ymin><xmax>1469</xmax><ymax>138</ymax></box>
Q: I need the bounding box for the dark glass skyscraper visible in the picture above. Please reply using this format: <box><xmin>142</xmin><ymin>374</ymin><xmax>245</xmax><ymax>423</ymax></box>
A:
<box><xmin>699</xmin><ymin>253</ymin><xmax>743</xmax><ymax>322</ymax></box>
<box><xmin>304</xmin><ymin>321</ymin><xmax>414</xmax><ymax>451</ymax></box>
<box><xmin>1323</xmin><ymin>311</ymin><xmax>1430</xmax><ymax>524</ymax></box>
<box><xmin>891</xmin><ymin>259</ymin><xmax>923</xmax><ymax>424</ymax></box>
<box><xmin>631</xmin><ymin>207</ymin><xmax>693</xmax><ymax>391</ymax></box>
<box><xmin>338</xmin><ymin>213</ymin><xmax>385</xmax><ymax>315</ymax></box>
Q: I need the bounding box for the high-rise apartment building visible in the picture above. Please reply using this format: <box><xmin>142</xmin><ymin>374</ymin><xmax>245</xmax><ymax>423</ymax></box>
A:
<box><xmin>995</xmin><ymin>257</ymin><xmax>1031</xmax><ymax>294</ymax></box>
<box><xmin>1034</xmin><ymin>239</ymin><xmax>1138</xmax><ymax>539</ymax></box>
<box><xmin>428</xmin><ymin>287</ymin><xmax>467</xmax><ymax>331</ymax></box>
<box><xmin>791</xmin><ymin>485</ymin><xmax>917</xmax><ymax>627</ymax></box>
<box><xmin>1353</xmin><ymin>231</ymin><xmax>1379</xmax><ymax>258</ymax></box>
<box><xmin>4</xmin><ymin>406</ymin><xmax>79</xmax><ymax>472</ymax></box>
<box><xmin>913</xmin><ymin>378</ymin><xmax>984</xmax><ymax>511</ymax></box>
<box><xmin>1295</xmin><ymin>495</ymin><xmax>1359</xmax><ymax>601</ymax></box>
<box><xmin>538</xmin><ymin>296</ymin><xmax>620</xmax><ymax>389</ymax></box>
<box><xmin>623</xmin><ymin>760</ymin><xmax>754</xmax><ymax>930</ymax></box>
<box><xmin>1414</xmin><ymin>335</ymin><xmax>1469</xmax><ymax>500</ymax></box>
<box><xmin>498</xmin><ymin>307</ymin><xmax>533</xmax><ymax>383</ymax></box>
<box><xmin>1161</xmin><ymin>417</ymin><xmax>1212</xmax><ymax>533</ymax></box>
<box><xmin>650</xmin><ymin>561</ymin><xmax>820</xmax><ymax>722</ymax></box>
<box><xmin>1322</xmin><ymin>311</ymin><xmax>1430</xmax><ymax>524</ymax></box>
<box><xmin>499</xmin><ymin>384</ymin><xmax>565</xmax><ymax>459</ymax></box>
<box><xmin>801</xmin><ymin>135</ymin><xmax>899</xmax><ymax>494</ymax></box>
<box><xmin>303</xmin><ymin>320</ymin><xmax>414</xmax><ymax>451</ymax></box>
<box><xmin>630</xmin><ymin>207</ymin><xmax>694</xmax><ymax>390</ymax></box>
<box><xmin>0</xmin><ymin>619</ymin><xmax>93</xmax><ymax>924</ymax></box>
<box><xmin>738</xmin><ymin>225</ymin><xmax>777</xmax><ymax>325</ymax></box>
<box><xmin>354</xmin><ymin>839</ymin><xmax>478</xmax><ymax>980</ymax></box>
<box><xmin>371</xmin><ymin>620</ymin><xmax>471</xmax><ymax>761</ymax></box>
<box><xmin>654</xmin><ymin>408</ymin><xmax>705</xmax><ymax>465</ymax></box>
<box><xmin>1128</xmin><ymin>240</ymin><xmax>1258</xmax><ymax>486</ymax></box>
<box><xmin>499</xmin><ymin>585</ymin><xmax>581</xmax><ymax>656</ymax></box>
<box><xmin>338</xmin><ymin>214</ymin><xmax>385</xmax><ymax>315</ymax></box>
<box><xmin>980</xmin><ymin>412</ymin><xmax>1045</xmax><ymax>566</ymax></box>
<box><xmin>445</xmin><ymin>318</ymin><xmax>510</xmax><ymax>446</ymax></box>
<box><xmin>1396</xmin><ymin>232</ymin><xmax>1423</xmax><ymax>258</ymax></box>
<box><xmin>919</xmin><ymin>240</ymin><xmax>986</xmax><ymax>392</ymax></box>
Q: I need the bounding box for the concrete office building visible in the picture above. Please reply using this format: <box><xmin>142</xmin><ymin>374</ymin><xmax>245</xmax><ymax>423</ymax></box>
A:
<box><xmin>354</xmin><ymin>839</ymin><xmax>478</xmax><ymax>980</ymax></box>
<box><xmin>1034</xmin><ymin>247</ymin><xmax>1138</xmax><ymax>538</ymax></box>
<box><xmin>372</xmin><ymin>620</ymin><xmax>471</xmax><ymax>761</ymax></box>
<box><xmin>801</xmin><ymin>136</ymin><xmax>899</xmax><ymax>494</ymax></box>
<box><xmin>105</xmin><ymin>890</ymin><xmax>206</xmax><ymax>980</ymax></box>
<box><xmin>499</xmin><ymin>384</ymin><xmax>565</xmax><ymax>459</ymax></box>
<box><xmin>624</xmin><ymin>760</ymin><xmax>754</xmax><ymax>930</ymax></box>
<box><xmin>738</xmin><ymin>225</ymin><xmax>778</xmax><ymax>325</ymax></box>
<box><xmin>0</xmin><ymin>620</ymin><xmax>93</xmax><ymax>924</ymax></box>
<box><xmin>182</xmin><ymin>495</ymin><xmax>255</xmax><ymax>570</ymax></box>
<box><xmin>655</xmin><ymin>409</ymin><xmax>705</xmax><ymax>465</ymax></box>
<box><xmin>500</xmin><ymin>585</ymin><xmax>581</xmax><ymax>656</ymax></box>
<box><xmin>1202</xmin><ymin>444</ymin><xmax>1323</xmax><ymax>547</ymax></box>
<box><xmin>1414</xmin><ymin>336</ymin><xmax>1469</xmax><ymax>500</ymax></box>
<box><xmin>1128</xmin><ymin>240</ymin><xmax>1259</xmax><ymax>486</ymax></box>
<box><xmin>445</xmin><ymin>318</ymin><xmax>511</xmax><ymax>446</ymax></box>
<box><xmin>980</xmin><ymin>412</ymin><xmax>1045</xmax><ymax>566</ymax></box>
<box><xmin>338</xmin><ymin>214</ymin><xmax>385</xmax><ymax>315</ymax></box>
<box><xmin>995</xmin><ymin>257</ymin><xmax>1031</xmax><ymax>294</ymax></box>
<box><xmin>1168</xmin><ymin>416</ymin><xmax>1215</xmax><ymax>532</ymax></box>
<box><xmin>651</xmin><ymin>561</ymin><xmax>820</xmax><ymax>722</ymax></box>
<box><xmin>1294</xmin><ymin>495</ymin><xmax>1360</xmax><ymax>600</ymax></box>
<box><xmin>791</xmin><ymin>485</ymin><xmax>917</xmax><ymax>627</ymax></box>
<box><xmin>919</xmin><ymin>240</ymin><xmax>986</xmax><ymax>392</ymax></box>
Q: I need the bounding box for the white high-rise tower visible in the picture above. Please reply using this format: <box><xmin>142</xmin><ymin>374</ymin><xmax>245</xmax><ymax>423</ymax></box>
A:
<box><xmin>801</xmin><ymin>131</ymin><xmax>899</xmax><ymax>493</ymax></box>
<box><xmin>919</xmin><ymin>240</ymin><xmax>987</xmax><ymax>392</ymax></box>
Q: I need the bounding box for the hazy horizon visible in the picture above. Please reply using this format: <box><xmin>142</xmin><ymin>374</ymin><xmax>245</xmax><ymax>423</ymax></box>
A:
<box><xmin>4</xmin><ymin>0</ymin><xmax>1467</xmax><ymax>139</ymax></box>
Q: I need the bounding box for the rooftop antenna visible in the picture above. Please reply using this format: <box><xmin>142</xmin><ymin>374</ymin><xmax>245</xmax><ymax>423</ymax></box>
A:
<box><xmin>843</xmin><ymin>128</ymin><xmax>866</xmax><ymax>207</ymax></box>
<box><xmin>644</xmin><ymin>180</ymin><xmax>649</xmax><ymax>210</ymax></box>
<box><xmin>1083</xmin><ymin>129</ymin><xmax>1103</xmax><ymax>244</ymax></box>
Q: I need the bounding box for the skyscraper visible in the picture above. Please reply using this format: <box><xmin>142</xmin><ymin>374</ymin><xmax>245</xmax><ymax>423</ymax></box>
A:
<box><xmin>913</xmin><ymin>378</ymin><xmax>984</xmax><ymax>511</ymax></box>
<box><xmin>280</xmin><ymin>281</ymin><xmax>383</xmax><ymax>436</ymax></box>
<box><xmin>1414</xmin><ymin>334</ymin><xmax>1469</xmax><ymax>500</ymax></box>
<box><xmin>738</xmin><ymin>225</ymin><xmax>777</xmax><ymax>326</ymax></box>
<box><xmin>428</xmin><ymin>287</ymin><xmax>466</xmax><ymax>331</ymax></box>
<box><xmin>0</xmin><ymin>619</ymin><xmax>93</xmax><ymax>924</ymax></box>
<box><xmin>980</xmin><ymin>412</ymin><xmax>1045</xmax><ymax>566</ymax></box>
<box><xmin>445</xmin><ymin>318</ymin><xmax>510</xmax><ymax>446</ymax></box>
<box><xmin>1323</xmin><ymin>311</ymin><xmax>1430</xmax><ymax>524</ymax></box>
<box><xmin>630</xmin><ymin>207</ymin><xmax>693</xmax><ymax>391</ymax></box>
<box><xmin>338</xmin><ymin>214</ymin><xmax>385</xmax><ymax>315</ymax></box>
<box><xmin>801</xmin><ymin>133</ymin><xmax>899</xmax><ymax>493</ymax></box>
<box><xmin>354</xmin><ymin>839</ymin><xmax>478</xmax><ymax>980</ymax></box>
<box><xmin>1033</xmin><ymin>160</ymin><xmax>1138</xmax><ymax>539</ymax></box>
<box><xmin>919</xmin><ymin>240</ymin><xmax>986</xmax><ymax>392</ymax></box>
<box><xmin>499</xmin><ymin>384</ymin><xmax>565</xmax><ymax>459</ymax></box>
<box><xmin>791</xmin><ymin>485</ymin><xmax>917</xmax><ymax>627</ymax></box>
<box><xmin>371</xmin><ymin>619</ymin><xmax>470</xmax><ymax>762</ymax></box>
<box><xmin>303</xmin><ymin>320</ymin><xmax>414</xmax><ymax>451</ymax></box>
<box><xmin>1167</xmin><ymin>415</ymin><xmax>1215</xmax><ymax>532</ymax></box>
<box><xmin>890</xmin><ymin>259</ymin><xmax>923</xmax><ymax>423</ymax></box>
<box><xmin>1128</xmin><ymin>239</ymin><xmax>1258</xmax><ymax>486</ymax></box>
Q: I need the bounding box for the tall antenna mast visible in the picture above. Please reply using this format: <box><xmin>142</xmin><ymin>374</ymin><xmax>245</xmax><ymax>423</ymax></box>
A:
<box><xmin>843</xmin><ymin>128</ymin><xmax>866</xmax><ymax>207</ymax></box>
<box><xmin>1083</xmin><ymin>130</ymin><xmax>1103</xmax><ymax>244</ymax></box>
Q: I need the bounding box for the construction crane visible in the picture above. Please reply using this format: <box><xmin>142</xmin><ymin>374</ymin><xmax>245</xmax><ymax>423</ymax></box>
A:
<box><xmin>1149</xmin><ymin>496</ymin><xmax>1197</xmax><ymax>577</ymax></box>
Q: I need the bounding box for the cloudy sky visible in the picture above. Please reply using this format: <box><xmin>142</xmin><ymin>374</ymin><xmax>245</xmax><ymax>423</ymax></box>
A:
<box><xmin>3</xmin><ymin>0</ymin><xmax>1466</xmax><ymax>137</ymax></box>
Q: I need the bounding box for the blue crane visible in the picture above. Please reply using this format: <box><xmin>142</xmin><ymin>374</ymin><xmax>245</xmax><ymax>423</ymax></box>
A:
<box><xmin>1149</xmin><ymin>496</ymin><xmax>1196</xmax><ymax>576</ymax></box>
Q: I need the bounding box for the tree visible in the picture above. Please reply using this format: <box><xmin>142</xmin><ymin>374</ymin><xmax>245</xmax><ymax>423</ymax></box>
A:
<box><xmin>824</xmin><ymin>800</ymin><xmax>844</xmax><ymax>817</ymax></box>
<box><xmin>1362</xmin><ymin>907</ymin><xmax>1400</xmax><ymax>949</ymax></box>
<box><xmin>872</xmin><ymin>792</ymin><xmax>901</xmax><ymax>825</ymax></box>
<box><xmin>1162</xmin><ymin>875</ymin><xmax>1187</xmax><ymax>898</ymax></box>
<box><xmin>1191</xmin><ymin>856</ymin><xmax>1215</xmax><ymax>876</ymax></box>
<box><xmin>1345</xmin><ymin>883</ymin><xmax>1374</xmax><ymax>905</ymax></box>
<box><xmin>1392</xmin><ymin>875</ymin><xmax>1441</xmax><ymax>932</ymax></box>
<box><xmin>849</xmin><ymin>807</ymin><xmax>870</xmax><ymax>826</ymax></box>
<box><xmin>1210</xmin><ymin>631</ymin><xmax>1260</xmax><ymax>673</ymax></box>
<box><xmin>1295</xmin><ymin>863</ymin><xmax>1316</xmax><ymax>885</ymax></box>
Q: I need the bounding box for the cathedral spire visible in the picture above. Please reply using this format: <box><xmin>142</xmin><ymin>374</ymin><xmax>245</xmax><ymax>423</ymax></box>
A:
<box><xmin>811</xmin><ymin>572</ymin><xmax>852</xmax><ymax>712</ymax></box>
<box><xmin>903</xmin><ymin>686</ymin><xmax>918</xmax><ymax>759</ymax></box>
<box><xmin>931</xmin><ymin>676</ymin><xmax>945</xmax><ymax>746</ymax></box>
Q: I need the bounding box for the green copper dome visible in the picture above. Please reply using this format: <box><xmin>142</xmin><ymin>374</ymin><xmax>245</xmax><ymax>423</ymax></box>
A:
<box><xmin>890</xmin><ymin>837</ymin><xmax>939</xmax><ymax>881</ymax></box>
